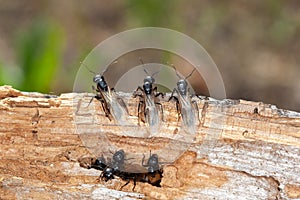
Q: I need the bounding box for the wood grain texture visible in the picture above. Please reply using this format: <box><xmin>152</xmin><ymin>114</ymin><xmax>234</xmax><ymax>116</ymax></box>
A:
<box><xmin>0</xmin><ymin>85</ymin><xmax>299</xmax><ymax>200</ymax></box>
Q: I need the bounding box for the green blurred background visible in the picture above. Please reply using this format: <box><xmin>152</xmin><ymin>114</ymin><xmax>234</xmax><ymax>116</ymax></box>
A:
<box><xmin>0</xmin><ymin>0</ymin><xmax>299</xmax><ymax>111</ymax></box>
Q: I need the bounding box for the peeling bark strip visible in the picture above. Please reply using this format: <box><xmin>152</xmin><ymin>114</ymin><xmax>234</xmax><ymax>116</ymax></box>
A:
<box><xmin>0</xmin><ymin>85</ymin><xmax>299</xmax><ymax>200</ymax></box>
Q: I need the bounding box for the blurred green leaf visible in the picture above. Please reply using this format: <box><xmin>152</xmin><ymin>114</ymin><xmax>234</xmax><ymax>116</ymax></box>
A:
<box><xmin>16</xmin><ymin>18</ymin><xmax>64</xmax><ymax>92</ymax></box>
<box><xmin>0</xmin><ymin>62</ymin><xmax>4</xmax><ymax>86</ymax></box>
<box><xmin>0</xmin><ymin>61</ymin><xmax>23</xmax><ymax>87</ymax></box>
<box><xmin>125</xmin><ymin>0</ymin><xmax>175</xmax><ymax>26</ymax></box>
<box><xmin>269</xmin><ymin>16</ymin><xmax>295</xmax><ymax>46</ymax></box>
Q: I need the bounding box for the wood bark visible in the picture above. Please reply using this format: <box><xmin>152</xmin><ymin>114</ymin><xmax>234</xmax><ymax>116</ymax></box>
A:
<box><xmin>0</xmin><ymin>85</ymin><xmax>299</xmax><ymax>200</ymax></box>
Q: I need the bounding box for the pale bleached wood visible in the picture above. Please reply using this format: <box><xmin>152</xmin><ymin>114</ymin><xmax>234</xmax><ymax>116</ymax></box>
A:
<box><xmin>0</xmin><ymin>85</ymin><xmax>299</xmax><ymax>200</ymax></box>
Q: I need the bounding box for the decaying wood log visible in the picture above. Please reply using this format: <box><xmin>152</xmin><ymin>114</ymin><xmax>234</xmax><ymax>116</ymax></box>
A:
<box><xmin>0</xmin><ymin>85</ymin><xmax>299</xmax><ymax>200</ymax></box>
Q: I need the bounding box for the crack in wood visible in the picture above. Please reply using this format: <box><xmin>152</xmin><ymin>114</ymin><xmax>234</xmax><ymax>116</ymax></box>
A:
<box><xmin>0</xmin><ymin>86</ymin><xmax>299</xmax><ymax>199</ymax></box>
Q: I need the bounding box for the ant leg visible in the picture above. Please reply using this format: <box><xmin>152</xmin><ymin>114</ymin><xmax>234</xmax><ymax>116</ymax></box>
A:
<box><xmin>132</xmin><ymin>178</ymin><xmax>137</xmax><ymax>191</ymax></box>
<box><xmin>176</xmin><ymin>101</ymin><xmax>183</xmax><ymax>122</ymax></box>
<box><xmin>87</xmin><ymin>85</ymin><xmax>102</xmax><ymax>107</ymax></box>
<box><xmin>168</xmin><ymin>89</ymin><xmax>181</xmax><ymax>121</ymax></box>
<box><xmin>155</xmin><ymin>102</ymin><xmax>164</xmax><ymax>122</ymax></box>
<box><xmin>87</xmin><ymin>96</ymin><xmax>94</xmax><ymax>107</ymax></box>
<box><xmin>133</xmin><ymin>94</ymin><xmax>145</xmax><ymax>123</ymax></box>
<box><xmin>120</xmin><ymin>180</ymin><xmax>130</xmax><ymax>190</ymax></box>
<box><xmin>153</xmin><ymin>90</ymin><xmax>164</xmax><ymax>122</ymax></box>
<box><xmin>116</xmin><ymin>97</ymin><xmax>129</xmax><ymax>115</ymax></box>
<box><xmin>169</xmin><ymin>96</ymin><xmax>181</xmax><ymax>122</ymax></box>
<box><xmin>137</xmin><ymin>101</ymin><xmax>145</xmax><ymax>125</ymax></box>
<box><xmin>153</xmin><ymin>87</ymin><xmax>164</xmax><ymax>98</ymax></box>
<box><xmin>155</xmin><ymin>92</ymin><xmax>164</xmax><ymax>99</ymax></box>
<box><xmin>86</xmin><ymin>86</ymin><xmax>98</xmax><ymax>107</ymax></box>
<box><xmin>133</xmin><ymin>86</ymin><xmax>144</xmax><ymax>98</ymax></box>
<box><xmin>96</xmin><ymin>174</ymin><xmax>101</xmax><ymax>182</ymax></box>
<box><xmin>145</xmin><ymin>107</ymin><xmax>150</xmax><ymax>124</ymax></box>
<box><xmin>93</xmin><ymin>94</ymin><xmax>112</xmax><ymax>121</ymax></box>
<box><xmin>99</xmin><ymin>170</ymin><xmax>105</xmax><ymax>181</ymax></box>
<box><xmin>137</xmin><ymin>102</ymin><xmax>141</xmax><ymax>125</ymax></box>
<box><xmin>100</xmin><ymin>101</ymin><xmax>112</xmax><ymax>121</ymax></box>
<box><xmin>168</xmin><ymin>88</ymin><xmax>177</xmax><ymax>101</ymax></box>
<box><xmin>192</xmin><ymin>100</ymin><xmax>200</xmax><ymax>122</ymax></box>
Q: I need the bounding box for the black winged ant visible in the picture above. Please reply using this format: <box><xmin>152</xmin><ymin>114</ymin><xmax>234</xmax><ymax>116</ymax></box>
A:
<box><xmin>169</xmin><ymin>65</ymin><xmax>199</xmax><ymax>133</ymax></box>
<box><xmin>118</xmin><ymin>151</ymin><xmax>165</xmax><ymax>190</ymax></box>
<box><xmin>81</xmin><ymin>62</ymin><xmax>129</xmax><ymax>124</ymax></box>
<box><xmin>133</xmin><ymin>59</ymin><xmax>164</xmax><ymax>132</ymax></box>
<box><xmin>83</xmin><ymin>149</ymin><xmax>164</xmax><ymax>191</ymax></box>
<box><xmin>142</xmin><ymin>152</ymin><xmax>160</xmax><ymax>172</ymax></box>
<box><xmin>141</xmin><ymin>151</ymin><xmax>164</xmax><ymax>187</ymax></box>
<box><xmin>85</xmin><ymin>149</ymin><xmax>126</xmax><ymax>181</ymax></box>
<box><xmin>99</xmin><ymin>149</ymin><xmax>126</xmax><ymax>181</ymax></box>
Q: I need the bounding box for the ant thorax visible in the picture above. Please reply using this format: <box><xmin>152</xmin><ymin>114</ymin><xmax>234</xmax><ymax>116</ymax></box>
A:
<box><xmin>143</xmin><ymin>81</ymin><xmax>153</xmax><ymax>95</ymax></box>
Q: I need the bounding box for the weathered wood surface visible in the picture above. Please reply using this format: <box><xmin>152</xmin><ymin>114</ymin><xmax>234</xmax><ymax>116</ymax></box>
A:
<box><xmin>0</xmin><ymin>85</ymin><xmax>299</xmax><ymax>200</ymax></box>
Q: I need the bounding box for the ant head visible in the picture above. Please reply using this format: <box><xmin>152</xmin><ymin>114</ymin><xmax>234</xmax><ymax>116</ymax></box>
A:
<box><xmin>148</xmin><ymin>154</ymin><xmax>159</xmax><ymax>166</ymax></box>
<box><xmin>93</xmin><ymin>74</ymin><xmax>108</xmax><ymax>92</ymax></box>
<box><xmin>177</xmin><ymin>79</ymin><xmax>188</xmax><ymax>95</ymax></box>
<box><xmin>93</xmin><ymin>74</ymin><xmax>103</xmax><ymax>83</ymax></box>
<box><xmin>171</xmin><ymin>65</ymin><xmax>196</xmax><ymax>95</ymax></box>
<box><xmin>144</xmin><ymin>75</ymin><xmax>155</xmax><ymax>85</ymax></box>
<box><xmin>103</xmin><ymin>167</ymin><xmax>114</xmax><ymax>181</ymax></box>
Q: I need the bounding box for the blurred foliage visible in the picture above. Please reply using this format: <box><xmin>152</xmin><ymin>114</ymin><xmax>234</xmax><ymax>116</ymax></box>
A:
<box><xmin>0</xmin><ymin>61</ymin><xmax>22</xmax><ymax>87</ymax></box>
<box><xmin>15</xmin><ymin>19</ymin><xmax>64</xmax><ymax>92</ymax></box>
<box><xmin>0</xmin><ymin>0</ymin><xmax>298</xmax><ymax>110</ymax></box>
<box><xmin>125</xmin><ymin>0</ymin><xmax>176</xmax><ymax>26</ymax></box>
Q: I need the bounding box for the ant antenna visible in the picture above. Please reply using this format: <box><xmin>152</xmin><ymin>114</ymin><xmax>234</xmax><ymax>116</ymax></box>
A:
<box><xmin>171</xmin><ymin>64</ymin><xmax>182</xmax><ymax>79</ymax></box>
<box><xmin>139</xmin><ymin>57</ymin><xmax>161</xmax><ymax>78</ymax></box>
<box><xmin>139</xmin><ymin>57</ymin><xmax>150</xmax><ymax>75</ymax></box>
<box><xmin>171</xmin><ymin>64</ymin><xmax>196</xmax><ymax>80</ymax></box>
<box><xmin>80</xmin><ymin>61</ymin><xmax>110</xmax><ymax>76</ymax></box>
<box><xmin>151</xmin><ymin>68</ymin><xmax>161</xmax><ymax>77</ymax></box>
<box><xmin>143</xmin><ymin>68</ymin><xmax>150</xmax><ymax>76</ymax></box>
<box><xmin>81</xmin><ymin>62</ymin><xmax>96</xmax><ymax>75</ymax></box>
<box><xmin>184</xmin><ymin>68</ymin><xmax>196</xmax><ymax>80</ymax></box>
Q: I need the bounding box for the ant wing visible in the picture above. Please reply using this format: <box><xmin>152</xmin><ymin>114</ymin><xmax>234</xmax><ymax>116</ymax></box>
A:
<box><xmin>124</xmin><ymin>163</ymin><xmax>148</xmax><ymax>173</ymax></box>
<box><xmin>116</xmin><ymin>96</ymin><xmax>129</xmax><ymax>115</ymax></box>
<box><xmin>187</xmin><ymin>87</ymin><xmax>197</xmax><ymax>98</ymax></box>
